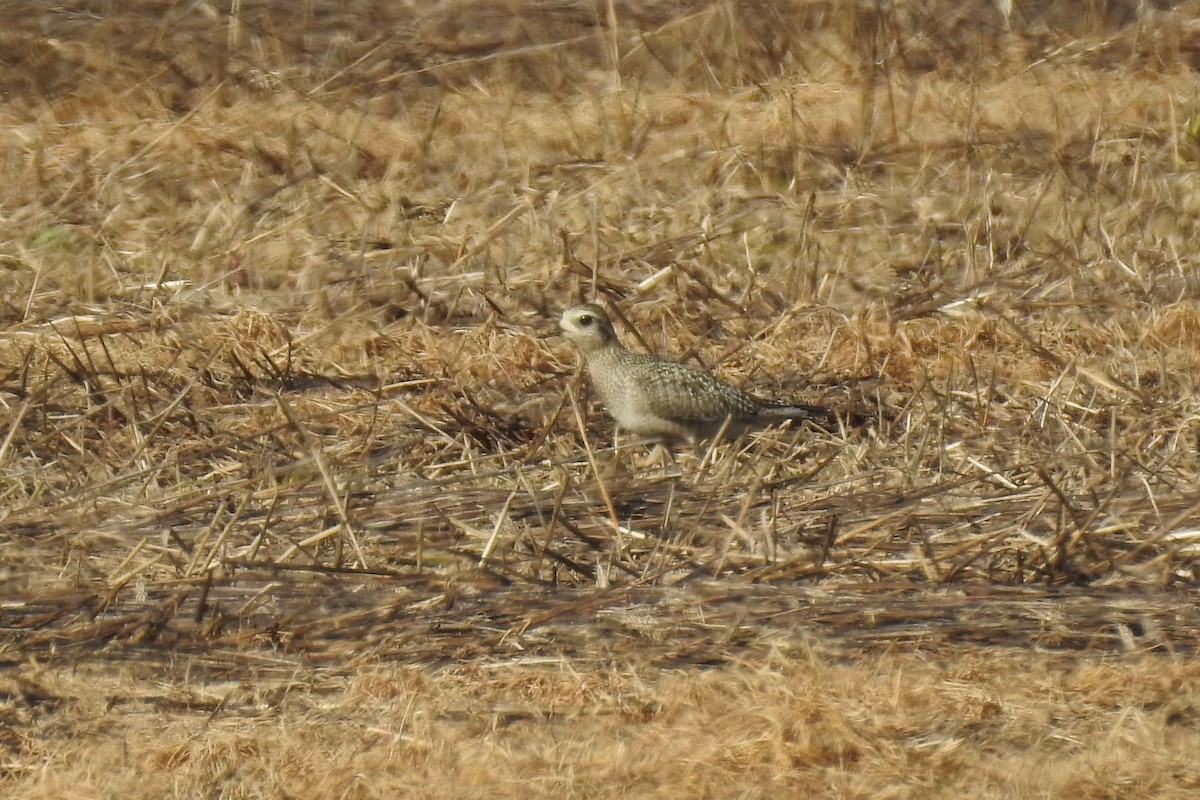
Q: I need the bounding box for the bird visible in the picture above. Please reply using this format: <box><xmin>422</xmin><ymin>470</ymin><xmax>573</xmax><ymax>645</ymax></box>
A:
<box><xmin>559</xmin><ymin>303</ymin><xmax>836</xmax><ymax>449</ymax></box>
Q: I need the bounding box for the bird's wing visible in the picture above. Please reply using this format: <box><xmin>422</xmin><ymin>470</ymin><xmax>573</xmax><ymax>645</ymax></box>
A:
<box><xmin>629</xmin><ymin>360</ymin><xmax>759</xmax><ymax>423</ymax></box>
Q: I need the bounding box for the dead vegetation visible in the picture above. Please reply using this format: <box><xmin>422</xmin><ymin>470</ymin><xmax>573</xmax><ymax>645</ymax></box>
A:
<box><xmin>4</xmin><ymin>0</ymin><xmax>1200</xmax><ymax>796</ymax></box>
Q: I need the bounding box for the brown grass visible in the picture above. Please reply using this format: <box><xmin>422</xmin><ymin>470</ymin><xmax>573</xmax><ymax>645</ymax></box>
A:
<box><xmin>4</xmin><ymin>0</ymin><xmax>1200</xmax><ymax>796</ymax></box>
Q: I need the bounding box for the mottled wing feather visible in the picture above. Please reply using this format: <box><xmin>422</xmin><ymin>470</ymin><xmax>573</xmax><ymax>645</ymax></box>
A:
<box><xmin>625</xmin><ymin>357</ymin><xmax>759</xmax><ymax>423</ymax></box>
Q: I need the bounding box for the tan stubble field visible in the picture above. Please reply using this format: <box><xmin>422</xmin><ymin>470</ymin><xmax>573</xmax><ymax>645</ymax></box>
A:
<box><xmin>4</xmin><ymin>1</ymin><xmax>1200</xmax><ymax>797</ymax></box>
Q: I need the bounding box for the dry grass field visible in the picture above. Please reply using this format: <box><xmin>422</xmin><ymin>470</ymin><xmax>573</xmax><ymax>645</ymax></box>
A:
<box><xmin>5</xmin><ymin>0</ymin><xmax>1200</xmax><ymax>796</ymax></box>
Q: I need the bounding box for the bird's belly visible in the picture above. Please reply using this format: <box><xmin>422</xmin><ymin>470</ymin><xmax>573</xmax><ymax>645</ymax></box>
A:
<box><xmin>607</xmin><ymin>387</ymin><xmax>697</xmax><ymax>442</ymax></box>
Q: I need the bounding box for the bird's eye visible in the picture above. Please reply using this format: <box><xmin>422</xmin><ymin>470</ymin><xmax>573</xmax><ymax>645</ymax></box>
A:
<box><xmin>578</xmin><ymin>314</ymin><xmax>594</xmax><ymax>327</ymax></box>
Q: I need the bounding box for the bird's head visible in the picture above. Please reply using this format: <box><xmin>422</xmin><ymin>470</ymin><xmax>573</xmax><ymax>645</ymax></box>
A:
<box><xmin>559</xmin><ymin>303</ymin><xmax>619</xmax><ymax>353</ymax></box>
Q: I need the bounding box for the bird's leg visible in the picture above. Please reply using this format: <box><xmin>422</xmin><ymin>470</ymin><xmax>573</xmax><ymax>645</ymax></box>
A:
<box><xmin>635</xmin><ymin>439</ymin><xmax>682</xmax><ymax>477</ymax></box>
<box><xmin>609</xmin><ymin>424</ymin><xmax>624</xmax><ymax>476</ymax></box>
<box><xmin>658</xmin><ymin>442</ymin><xmax>683</xmax><ymax>478</ymax></box>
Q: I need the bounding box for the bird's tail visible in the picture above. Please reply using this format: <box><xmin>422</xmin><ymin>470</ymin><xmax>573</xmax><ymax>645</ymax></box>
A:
<box><xmin>756</xmin><ymin>402</ymin><xmax>838</xmax><ymax>429</ymax></box>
